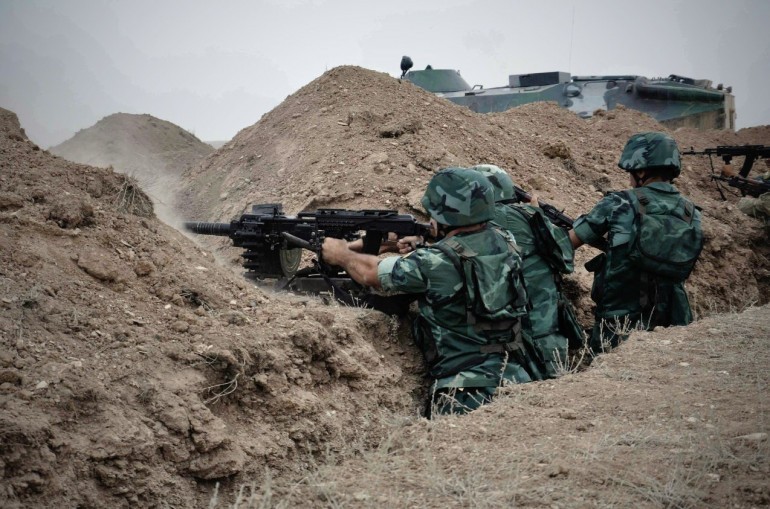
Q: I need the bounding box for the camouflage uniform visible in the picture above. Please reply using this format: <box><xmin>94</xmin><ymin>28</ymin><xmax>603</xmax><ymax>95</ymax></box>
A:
<box><xmin>491</xmin><ymin>203</ymin><xmax>574</xmax><ymax>377</ymax></box>
<box><xmin>737</xmin><ymin>172</ymin><xmax>770</xmax><ymax>233</ymax></box>
<box><xmin>377</xmin><ymin>168</ymin><xmax>534</xmax><ymax>416</ymax></box>
<box><xmin>472</xmin><ymin>164</ymin><xmax>576</xmax><ymax>378</ymax></box>
<box><xmin>572</xmin><ymin>133</ymin><xmax>702</xmax><ymax>352</ymax></box>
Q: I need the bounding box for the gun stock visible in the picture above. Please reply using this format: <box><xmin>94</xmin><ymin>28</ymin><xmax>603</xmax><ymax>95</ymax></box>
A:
<box><xmin>712</xmin><ymin>175</ymin><xmax>770</xmax><ymax>198</ymax></box>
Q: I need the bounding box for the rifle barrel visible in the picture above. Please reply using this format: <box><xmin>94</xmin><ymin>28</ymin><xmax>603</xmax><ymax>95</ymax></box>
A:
<box><xmin>184</xmin><ymin>221</ymin><xmax>232</xmax><ymax>236</ymax></box>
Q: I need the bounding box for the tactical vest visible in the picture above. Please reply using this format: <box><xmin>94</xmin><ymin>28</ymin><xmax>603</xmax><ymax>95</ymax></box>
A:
<box><xmin>506</xmin><ymin>205</ymin><xmax>574</xmax><ymax>275</ymax></box>
<box><xmin>502</xmin><ymin>205</ymin><xmax>585</xmax><ymax>349</ymax></box>
<box><xmin>430</xmin><ymin>229</ymin><xmax>528</xmax><ymax>354</ymax></box>
<box><xmin>625</xmin><ymin>187</ymin><xmax>704</xmax><ymax>283</ymax></box>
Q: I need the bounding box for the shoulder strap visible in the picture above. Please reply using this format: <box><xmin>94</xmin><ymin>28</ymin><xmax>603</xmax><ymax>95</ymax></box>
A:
<box><xmin>633</xmin><ymin>186</ymin><xmax>695</xmax><ymax>225</ymax></box>
<box><xmin>627</xmin><ymin>188</ymin><xmax>655</xmax><ymax>313</ymax></box>
<box><xmin>631</xmin><ymin>187</ymin><xmax>648</xmax><ymax>215</ymax></box>
<box><xmin>682</xmin><ymin>199</ymin><xmax>695</xmax><ymax>225</ymax></box>
<box><xmin>429</xmin><ymin>241</ymin><xmax>474</xmax><ymax>323</ymax></box>
<box><xmin>430</xmin><ymin>241</ymin><xmax>463</xmax><ymax>272</ymax></box>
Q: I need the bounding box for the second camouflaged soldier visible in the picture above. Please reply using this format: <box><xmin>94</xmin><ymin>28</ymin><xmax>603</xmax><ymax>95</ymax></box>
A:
<box><xmin>569</xmin><ymin>132</ymin><xmax>704</xmax><ymax>353</ymax></box>
<box><xmin>472</xmin><ymin>164</ymin><xmax>584</xmax><ymax>378</ymax></box>
<box><xmin>322</xmin><ymin>168</ymin><xmax>536</xmax><ymax>416</ymax></box>
<box><xmin>731</xmin><ymin>159</ymin><xmax>770</xmax><ymax>233</ymax></box>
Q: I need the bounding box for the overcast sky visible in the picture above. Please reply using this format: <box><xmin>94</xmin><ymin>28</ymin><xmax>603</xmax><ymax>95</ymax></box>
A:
<box><xmin>1</xmin><ymin>0</ymin><xmax>768</xmax><ymax>148</ymax></box>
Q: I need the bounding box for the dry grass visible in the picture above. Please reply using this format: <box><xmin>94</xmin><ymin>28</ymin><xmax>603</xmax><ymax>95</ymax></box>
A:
<box><xmin>113</xmin><ymin>174</ymin><xmax>154</xmax><ymax>217</ymax></box>
<box><xmin>206</xmin><ymin>306</ymin><xmax>770</xmax><ymax>508</ymax></box>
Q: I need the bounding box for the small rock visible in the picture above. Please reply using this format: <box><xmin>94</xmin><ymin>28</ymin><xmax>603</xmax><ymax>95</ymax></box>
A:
<box><xmin>734</xmin><ymin>432</ymin><xmax>767</xmax><ymax>442</ymax></box>
<box><xmin>35</xmin><ymin>380</ymin><xmax>49</xmax><ymax>390</ymax></box>
<box><xmin>171</xmin><ymin>321</ymin><xmax>190</xmax><ymax>333</ymax></box>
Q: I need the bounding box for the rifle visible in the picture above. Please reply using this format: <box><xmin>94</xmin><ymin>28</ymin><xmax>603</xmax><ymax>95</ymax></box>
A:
<box><xmin>682</xmin><ymin>145</ymin><xmax>770</xmax><ymax>199</ymax></box>
<box><xmin>509</xmin><ymin>185</ymin><xmax>575</xmax><ymax>230</ymax></box>
<box><xmin>507</xmin><ymin>184</ymin><xmax>608</xmax><ymax>251</ymax></box>
<box><xmin>185</xmin><ymin>203</ymin><xmax>431</xmax><ymax>306</ymax></box>
<box><xmin>711</xmin><ymin>174</ymin><xmax>770</xmax><ymax>198</ymax></box>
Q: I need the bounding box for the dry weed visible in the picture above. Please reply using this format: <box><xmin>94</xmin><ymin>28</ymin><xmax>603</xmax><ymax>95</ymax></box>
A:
<box><xmin>202</xmin><ymin>373</ymin><xmax>240</xmax><ymax>405</ymax></box>
<box><xmin>113</xmin><ymin>174</ymin><xmax>154</xmax><ymax>217</ymax></box>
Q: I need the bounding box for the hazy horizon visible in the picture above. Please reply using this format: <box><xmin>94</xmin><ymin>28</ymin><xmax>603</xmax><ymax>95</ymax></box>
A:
<box><xmin>1</xmin><ymin>0</ymin><xmax>768</xmax><ymax>148</ymax></box>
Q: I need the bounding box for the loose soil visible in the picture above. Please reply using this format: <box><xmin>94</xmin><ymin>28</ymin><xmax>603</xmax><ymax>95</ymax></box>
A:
<box><xmin>50</xmin><ymin>113</ymin><xmax>213</xmax><ymax>227</ymax></box>
<box><xmin>1</xmin><ymin>64</ymin><xmax>768</xmax><ymax>508</ymax></box>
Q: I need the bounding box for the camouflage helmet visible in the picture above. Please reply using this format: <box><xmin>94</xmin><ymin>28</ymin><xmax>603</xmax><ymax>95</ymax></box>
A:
<box><xmin>421</xmin><ymin>167</ymin><xmax>495</xmax><ymax>226</ymax></box>
<box><xmin>618</xmin><ymin>132</ymin><xmax>681</xmax><ymax>177</ymax></box>
<box><xmin>471</xmin><ymin>164</ymin><xmax>516</xmax><ymax>202</ymax></box>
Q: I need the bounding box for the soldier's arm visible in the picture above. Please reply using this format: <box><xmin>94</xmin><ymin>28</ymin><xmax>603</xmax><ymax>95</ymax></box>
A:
<box><xmin>322</xmin><ymin>238</ymin><xmax>382</xmax><ymax>288</ymax></box>
<box><xmin>570</xmin><ymin>194</ymin><xmax>622</xmax><ymax>249</ymax></box>
<box><xmin>569</xmin><ymin>229</ymin><xmax>584</xmax><ymax>249</ymax></box>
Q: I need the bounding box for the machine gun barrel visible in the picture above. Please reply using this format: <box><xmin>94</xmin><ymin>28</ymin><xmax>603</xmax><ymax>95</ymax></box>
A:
<box><xmin>183</xmin><ymin>221</ymin><xmax>233</xmax><ymax>236</ymax></box>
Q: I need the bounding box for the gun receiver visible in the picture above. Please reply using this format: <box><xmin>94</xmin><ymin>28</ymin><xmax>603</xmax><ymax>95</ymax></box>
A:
<box><xmin>184</xmin><ymin>203</ymin><xmax>431</xmax><ymax>279</ymax></box>
<box><xmin>682</xmin><ymin>145</ymin><xmax>769</xmax><ymax>178</ymax></box>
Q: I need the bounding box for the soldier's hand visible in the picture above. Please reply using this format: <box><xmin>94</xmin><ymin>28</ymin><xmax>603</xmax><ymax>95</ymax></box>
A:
<box><xmin>721</xmin><ymin>163</ymin><xmax>738</xmax><ymax>178</ymax></box>
<box><xmin>529</xmin><ymin>194</ymin><xmax>541</xmax><ymax>208</ymax></box>
<box><xmin>377</xmin><ymin>232</ymin><xmax>400</xmax><ymax>254</ymax></box>
<box><xmin>321</xmin><ymin>237</ymin><xmax>350</xmax><ymax>265</ymax></box>
<box><xmin>397</xmin><ymin>235</ymin><xmax>423</xmax><ymax>254</ymax></box>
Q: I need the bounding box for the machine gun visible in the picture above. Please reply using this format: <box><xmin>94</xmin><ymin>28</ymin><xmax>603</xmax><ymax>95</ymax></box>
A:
<box><xmin>185</xmin><ymin>203</ymin><xmax>431</xmax><ymax>306</ymax></box>
<box><xmin>682</xmin><ymin>145</ymin><xmax>770</xmax><ymax>199</ymax></box>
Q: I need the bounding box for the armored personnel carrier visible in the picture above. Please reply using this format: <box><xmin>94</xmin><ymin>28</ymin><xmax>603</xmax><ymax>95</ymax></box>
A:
<box><xmin>399</xmin><ymin>56</ymin><xmax>736</xmax><ymax>131</ymax></box>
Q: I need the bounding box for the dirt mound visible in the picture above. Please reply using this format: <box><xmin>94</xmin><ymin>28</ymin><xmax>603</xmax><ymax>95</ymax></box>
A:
<box><xmin>3</xmin><ymin>63</ymin><xmax>770</xmax><ymax>507</ymax></box>
<box><xmin>240</xmin><ymin>304</ymin><xmax>770</xmax><ymax>508</ymax></box>
<box><xmin>180</xmin><ymin>65</ymin><xmax>770</xmax><ymax>322</ymax></box>
<box><xmin>50</xmin><ymin>113</ymin><xmax>214</xmax><ymax>227</ymax></box>
<box><xmin>0</xmin><ymin>107</ymin><xmax>425</xmax><ymax>508</ymax></box>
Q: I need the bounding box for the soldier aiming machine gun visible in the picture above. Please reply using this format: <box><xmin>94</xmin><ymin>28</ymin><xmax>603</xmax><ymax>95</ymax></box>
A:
<box><xmin>682</xmin><ymin>145</ymin><xmax>770</xmax><ymax>199</ymax></box>
<box><xmin>185</xmin><ymin>204</ymin><xmax>431</xmax><ymax>305</ymax></box>
<box><xmin>185</xmin><ymin>189</ymin><xmax>598</xmax><ymax>307</ymax></box>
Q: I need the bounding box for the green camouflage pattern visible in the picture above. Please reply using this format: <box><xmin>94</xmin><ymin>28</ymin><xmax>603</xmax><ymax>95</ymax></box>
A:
<box><xmin>421</xmin><ymin>168</ymin><xmax>495</xmax><ymax>226</ymax></box>
<box><xmin>738</xmin><ymin>177</ymin><xmax>770</xmax><ymax>234</ymax></box>
<box><xmin>618</xmin><ymin>132</ymin><xmax>681</xmax><ymax>175</ymax></box>
<box><xmin>572</xmin><ymin>182</ymin><xmax>700</xmax><ymax>351</ymax></box>
<box><xmin>377</xmin><ymin>225</ymin><xmax>534</xmax><ymax>391</ymax></box>
<box><xmin>429</xmin><ymin>386</ymin><xmax>496</xmax><ymax>417</ymax></box>
<box><xmin>627</xmin><ymin>187</ymin><xmax>703</xmax><ymax>281</ymax></box>
<box><xmin>492</xmin><ymin>203</ymin><xmax>574</xmax><ymax>377</ymax></box>
<box><xmin>739</xmin><ymin>193</ymin><xmax>770</xmax><ymax>218</ymax></box>
<box><xmin>471</xmin><ymin>164</ymin><xmax>517</xmax><ymax>202</ymax></box>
